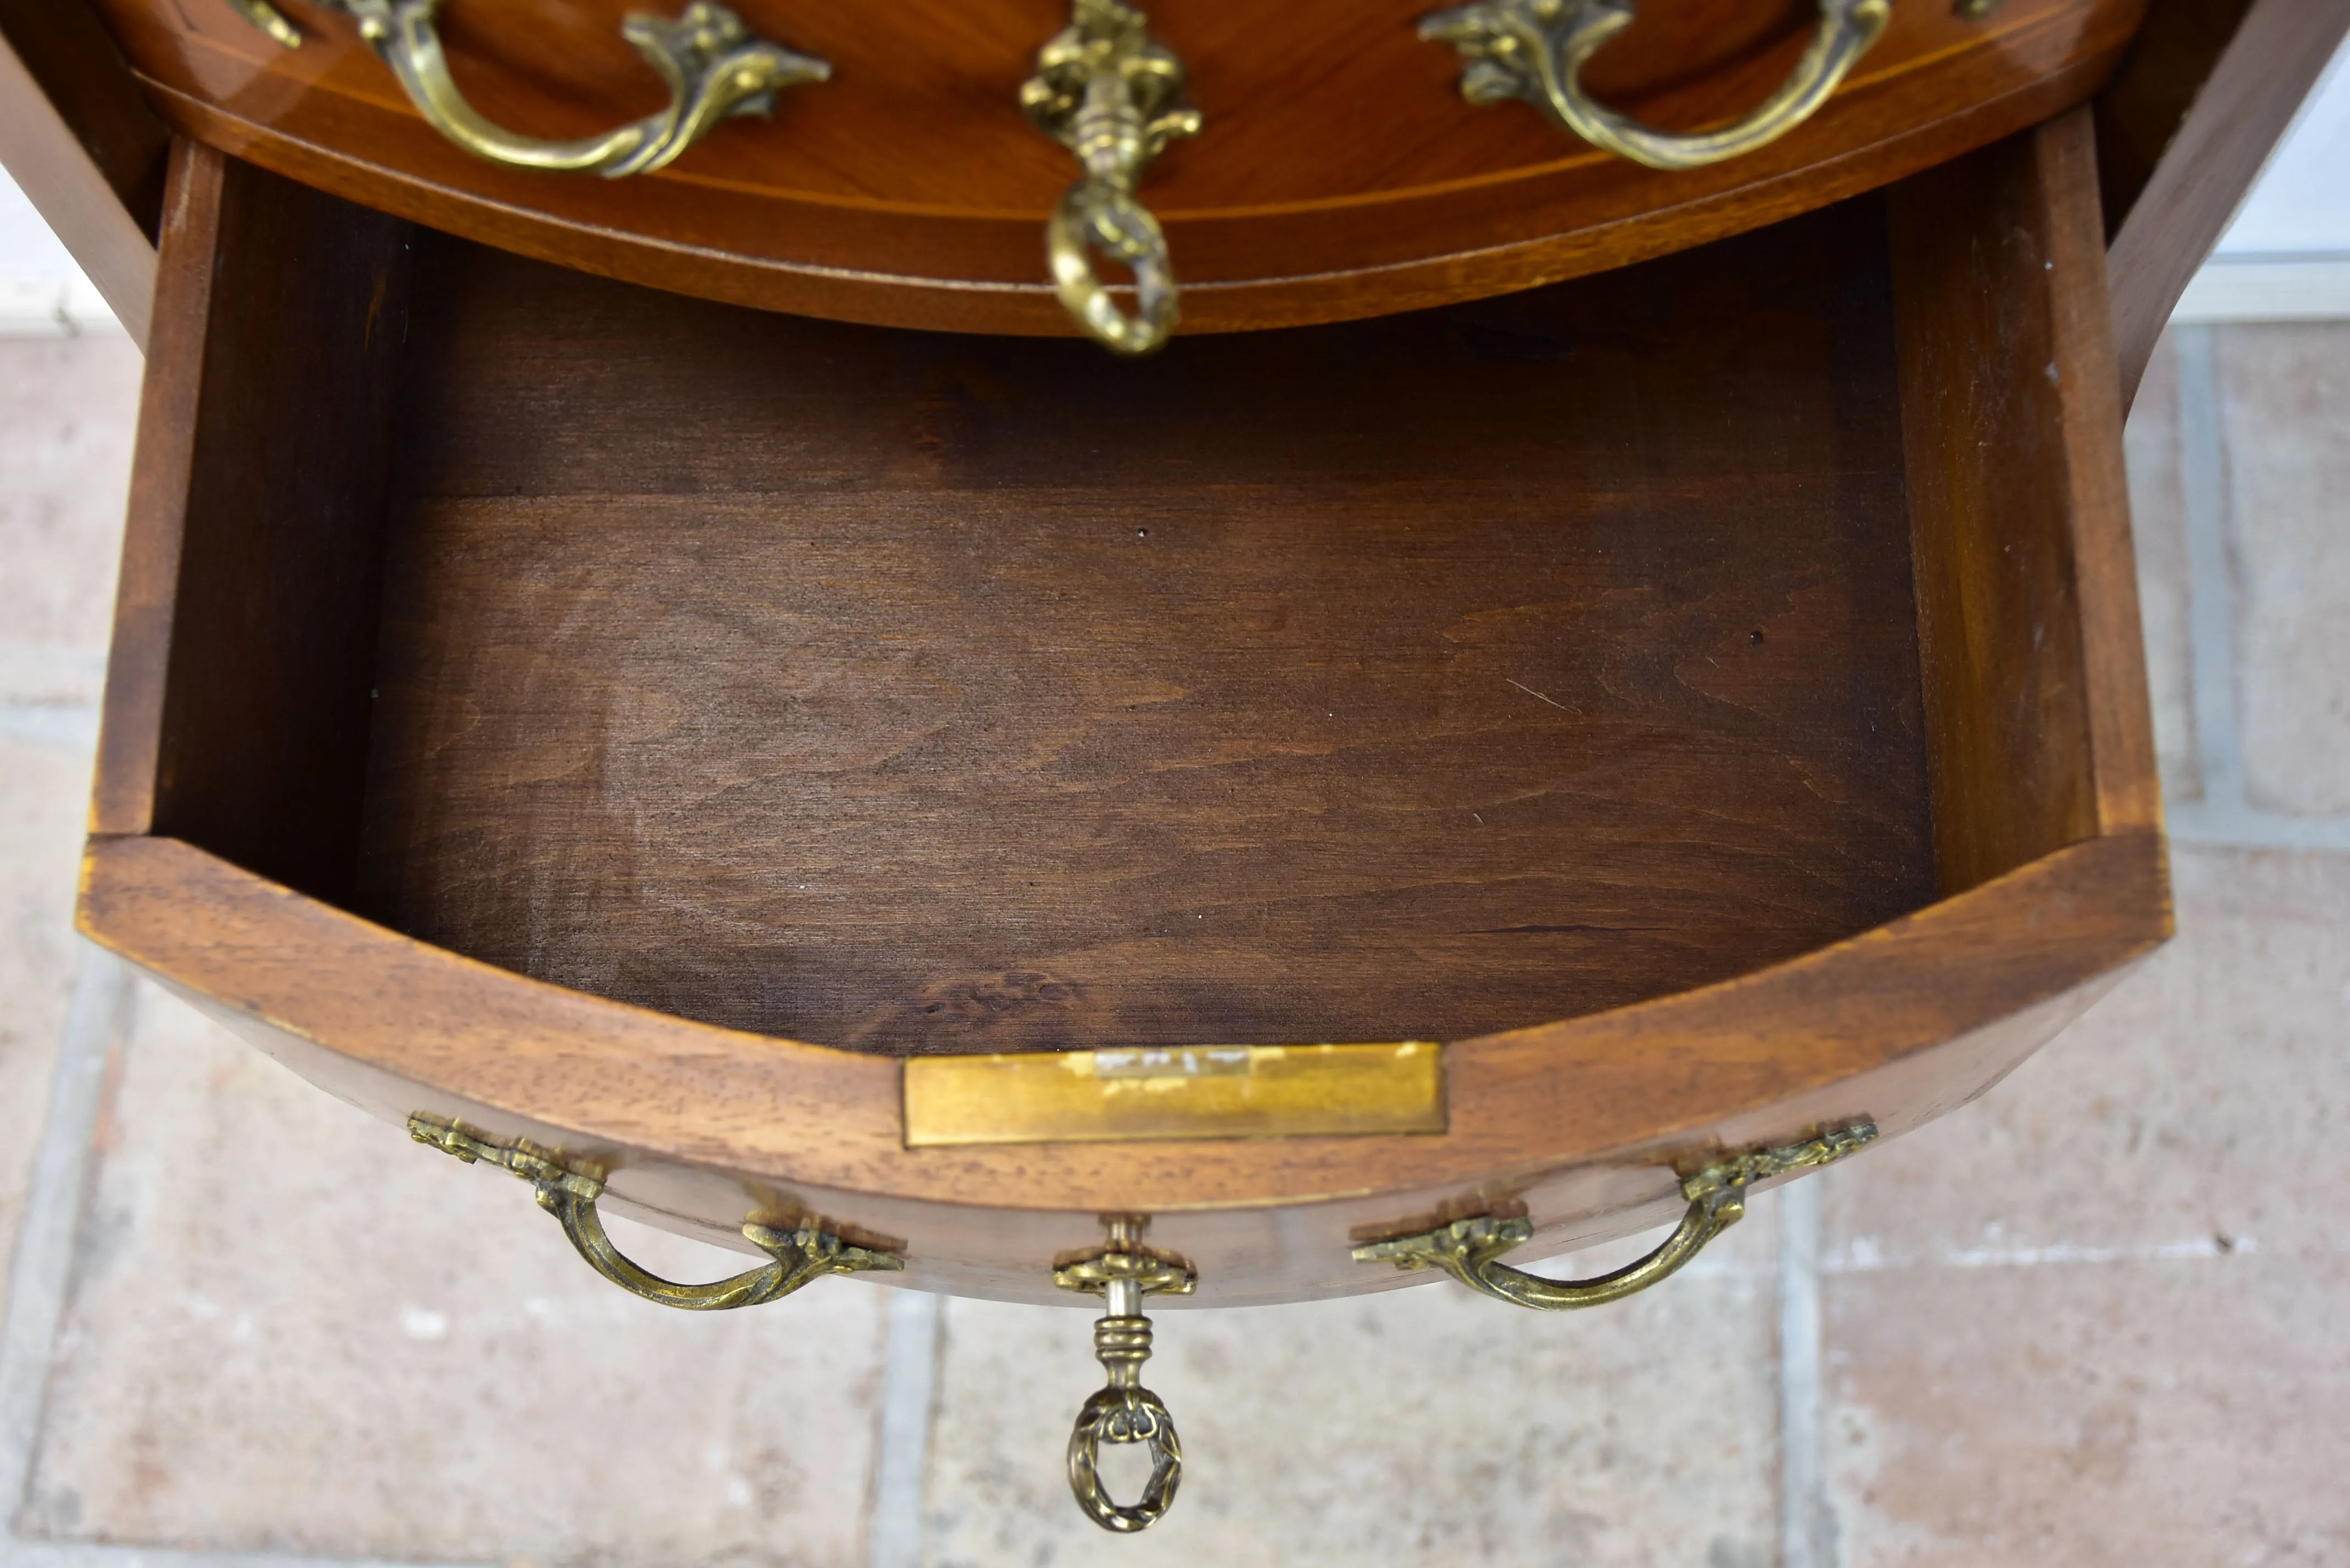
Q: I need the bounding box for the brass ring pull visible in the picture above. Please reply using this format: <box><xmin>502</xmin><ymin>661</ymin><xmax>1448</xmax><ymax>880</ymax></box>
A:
<box><xmin>1068</xmin><ymin>1344</ymin><xmax>1183</xmax><ymax>1531</ymax></box>
<box><xmin>230</xmin><ymin>0</ymin><xmax>829</xmax><ymax>178</ymax></box>
<box><xmin>1023</xmin><ymin>0</ymin><xmax>1202</xmax><ymax>356</ymax></box>
<box><xmin>1055</xmin><ymin>1219</ymin><xmax>1196</xmax><ymax>1531</ymax></box>
<box><xmin>1419</xmin><ymin>0</ymin><xmax>1891</xmax><ymax>171</ymax></box>
<box><xmin>1048</xmin><ymin>183</ymin><xmax>1180</xmax><ymax>358</ymax></box>
<box><xmin>1355</xmin><ymin>1121</ymin><xmax>1876</xmax><ymax>1306</ymax></box>
<box><xmin>410</xmin><ymin>1115</ymin><xmax>902</xmax><ymax>1308</ymax></box>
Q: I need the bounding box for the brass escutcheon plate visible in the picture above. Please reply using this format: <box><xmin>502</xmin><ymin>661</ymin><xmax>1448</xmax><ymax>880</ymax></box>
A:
<box><xmin>903</xmin><ymin>1042</ymin><xmax>1445</xmax><ymax>1146</ymax></box>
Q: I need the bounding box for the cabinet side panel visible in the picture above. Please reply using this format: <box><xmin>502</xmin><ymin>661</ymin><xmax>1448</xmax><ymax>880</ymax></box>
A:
<box><xmin>0</xmin><ymin>0</ymin><xmax>168</xmax><ymax>235</ymax></box>
<box><xmin>0</xmin><ymin>21</ymin><xmax>158</xmax><ymax>341</ymax></box>
<box><xmin>140</xmin><ymin>152</ymin><xmax>414</xmax><ymax>903</ymax></box>
<box><xmin>2097</xmin><ymin>0</ymin><xmax>2350</xmax><ymax>405</ymax></box>
<box><xmin>1890</xmin><ymin>120</ymin><xmax>2103</xmax><ymax>893</ymax></box>
<box><xmin>2036</xmin><ymin>111</ymin><xmax>2162</xmax><ymax>845</ymax></box>
<box><xmin>93</xmin><ymin>138</ymin><xmax>224</xmax><ymax>834</ymax></box>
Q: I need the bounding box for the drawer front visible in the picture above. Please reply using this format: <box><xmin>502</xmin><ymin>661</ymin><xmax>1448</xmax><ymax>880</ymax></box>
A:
<box><xmin>82</xmin><ymin>113</ymin><xmax>2162</xmax><ymax>1307</ymax></box>
<box><xmin>92</xmin><ymin>0</ymin><xmax>2143</xmax><ymax>333</ymax></box>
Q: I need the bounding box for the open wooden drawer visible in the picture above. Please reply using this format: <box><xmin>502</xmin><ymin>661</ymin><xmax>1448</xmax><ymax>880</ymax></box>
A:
<box><xmin>80</xmin><ymin>111</ymin><xmax>2163</xmax><ymax>1318</ymax></box>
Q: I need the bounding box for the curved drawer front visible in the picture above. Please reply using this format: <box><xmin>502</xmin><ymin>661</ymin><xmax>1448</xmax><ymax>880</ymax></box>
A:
<box><xmin>93</xmin><ymin>0</ymin><xmax>2142</xmax><ymax>332</ymax></box>
<box><xmin>83</xmin><ymin>115</ymin><xmax>2164</xmax><ymax>1307</ymax></box>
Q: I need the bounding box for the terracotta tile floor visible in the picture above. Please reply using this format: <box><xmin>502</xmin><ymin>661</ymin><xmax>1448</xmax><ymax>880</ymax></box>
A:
<box><xmin>0</xmin><ymin>323</ymin><xmax>2343</xmax><ymax>1568</ymax></box>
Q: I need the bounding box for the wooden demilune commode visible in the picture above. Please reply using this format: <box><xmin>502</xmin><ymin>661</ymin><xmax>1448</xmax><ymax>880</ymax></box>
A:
<box><xmin>4</xmin><ymin>0</ymin><xmax>2335</xmax><ymax>1531</ymax></box>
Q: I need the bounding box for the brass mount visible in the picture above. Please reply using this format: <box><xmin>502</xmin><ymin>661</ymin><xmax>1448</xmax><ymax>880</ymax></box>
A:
<box><xmin>1355</xmin><ymin>1121</ymin><xmax>1878</xmax><ymax>1308</ymax></box>
<box><xmin>1053</xmin><ymin>1217</ymin><xmax>1197</xmax><ymax>1531</ymax></box>
<box><xmin>409</xmin><ymin>1115</ymin><xmax>901</xmax><ymax>1308</ymax></box>
<box><xmin>1021</xmin><ymin>0</ymin><xmax>1201</xmax><ymax>355</ymax></box>
<box><xmin>229</xmin><ymin>0</ymin><xmax>828</xmax><ymax>178</ymax></box>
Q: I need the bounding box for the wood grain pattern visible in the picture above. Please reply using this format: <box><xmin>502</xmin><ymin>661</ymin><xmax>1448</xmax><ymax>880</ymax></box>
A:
<box><xmin>80</xmin><ymin>826</ymin><xmax>2166</xmax><ymax>1303</ymax></box>
<box><xmin>76</xmin><ymin>121</ymin><xmax>2170</xmax><ymax>1303</ymax></box>
<box><xmin>2100</xmin><ymin>0</ymin><xmax>2350</xmax><ymax>404</ymax></box>
<box><xmin>352</xmin><ymin>200</ymin><xmax>1934</xmax><ymax>1053</ymax></box>
<box><xmin>83</xmin><ymin>0</ymin><xmax>2143</xmax><ymax>333</ymax></box>
<box><xmin>92</xmin><ymin>141</ymin><xmax>220</xmax><ymax>834</ymax></box>
<box><xmin>2092</xmin><ymin>0</ymin><xmax>2254</xmax><ymax>231</ymax></box>
<box><xmin>93</xmin><ymin>143</ymin><xmax>413</xmax><ymax>903</ymax></box>
<box><xmin>1887</xmin><ymin>110</ymin><xmax>2153</xmax><ymax>894</ymax></box>
<box><xmin>2033</xmin><ymin>110</ymin><xmax>2158</xmax><ymax>842</ymax></box>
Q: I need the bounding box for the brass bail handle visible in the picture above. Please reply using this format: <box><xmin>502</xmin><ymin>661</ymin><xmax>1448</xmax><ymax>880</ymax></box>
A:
<box><xmin>1022</xmin><ymin>0</ymin><xmax>1202</xmax><ymax>355</ymax></box>
<box><xmin>227</xmin><ymin>0</ymin><xmax>829</xmax><ymax>178</ymax></box>
<box><xmin>1054</xmin><ymin>1218</ymin><xmax>1198</xmax><ymax>1531</ymax></box>
<box><xmin>1356</xmin><ymin>1122</ymin><xmax>1876</xmax><ymax>1307</ymax></box>
<box><xmin>1419</xmin><ymin>0</ymin><xmax>1894</xmax><ymax>171</ymax></box>
<box><xmin>409</xmin><ymin>1115</ymin><xmax>902</xmax><ymax>1308</ymax></box>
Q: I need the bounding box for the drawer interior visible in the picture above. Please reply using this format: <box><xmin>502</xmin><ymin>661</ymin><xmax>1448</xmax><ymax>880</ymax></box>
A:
<box><xmin>136</xmin><ymin>163</ymin><xmax>1946</xmax><ymax>1054</ymax></box>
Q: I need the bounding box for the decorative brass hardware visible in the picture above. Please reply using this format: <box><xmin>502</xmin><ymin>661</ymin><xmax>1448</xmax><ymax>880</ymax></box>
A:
<box><xmin>409</xmin><ymin>1115</ymin><xmax>901</xmax><ymax>1308</ymax></box>
<box><xmin>1355</xmin><ymin>1121</ymin><xmax>1876</xmax><ymax>1307</ymax></box>
<box><xmin>1021</xmin><ymin>0</ymin><xmax>1201</xmax><ymax>355</ymax></box>
<box><xmin>232</xmin><ymin>0</ymin><xmax>829</xmax><ymax>178</ymax></box>
<box><xmin>1419</xmin><ymin>0</ymin><xmax>1891</xmax><ymax>171</ymax></box>
<box><xmin>904</xmin><ymin>1041</ymin><xmax>1445</xmax><ymax>1147</ymax></box>
<box><xmin>1054</xmin><ymin>1218</ymin><xmax>1196</xmax><ymax>1532</ymax></box>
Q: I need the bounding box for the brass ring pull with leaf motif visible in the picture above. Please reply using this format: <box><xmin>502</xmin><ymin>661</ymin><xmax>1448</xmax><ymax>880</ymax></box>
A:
<box><xmin>228</xmin><ymin>0</ymin><xmax>829</xmax><ymax>178</ymax></box>
<box><xmin>1354</xmin><ymin>1122</ymin><xmax>1876</xmax><ymax>1306</ymax></box>
<box><xmin>409</xmin><ymin>1116</ymin><xmax>903</xmax><ymax>1308</ymax></box>
<box><xmin>1055</xmin><ymin>1219</ymin><xmax>1196</xmax><ymax>1531</ymax></box>
<box><xmin>1022</xmin><ymin>0</ymin><xmax>1202</xmax><ymax>355</ymax></box>
<box><xmin>1420</xmin><ymin>0</ymin><xmax>1891</xmax><ymax>171</ymax></box>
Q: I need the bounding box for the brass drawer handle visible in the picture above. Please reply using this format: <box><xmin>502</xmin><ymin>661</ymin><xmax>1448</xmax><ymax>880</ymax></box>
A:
<box><xmin>1355</xmin><ymin>1121</ymin><xmax>1876</xmax><ymax>1306</ymax></box>
<box><xmin>1420</xmin><ymin>0</ymin><xmax>1890</xmax><ymax>171</ymax></box>
<box><xmin>1054</xmin><ymin>1219</ymin><xmax>1197</xmax><ymax>1531</ymax></box>
<box><xmin>1022</xmin><ymin>0</ymin><xmax>1201</xmax><ymax>355</ymax></box>
<box><xmin>230</xmin><ymin>0</ymin><xmax>829</xmax><ymax>178</ymax></box>
<box><xmin>409</xmin><ymin>1115</ymin><xmax>902</xmax><ymax>1308</ymax></box>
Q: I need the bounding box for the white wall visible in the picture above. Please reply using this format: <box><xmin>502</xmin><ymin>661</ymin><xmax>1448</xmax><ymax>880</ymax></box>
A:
<box><xmin>0</xmin><ymin>163</ymin><xmax>119</xmax><ymax>335</ymax></box>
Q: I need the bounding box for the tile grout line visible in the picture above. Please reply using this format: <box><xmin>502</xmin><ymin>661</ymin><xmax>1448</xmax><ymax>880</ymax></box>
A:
<box><xmin>4</xmin><ymin>1543</ymin><xmax>469</xmax><ymax>1568</ymax></box>
<box><xmin>2164</xmin><ymin>323</ymin><xmax>2350</xmax><ymax>856</ymax></box>
<box><xmin>1777</xmin><ymin>1180</ymin><xmax>1829</xmax><ymax>1568</ymax></box>
<box><xmin>0</xmin><ymin>958</ymin><xmax>480</xmax><ymax>1568</ymax></box>
<box><xmin>867</xmin><ymin>1288</ymin><xmax>944</xmax><ymax>1568</ymax></box>
<box><xmin>2173</xmin><ymin>325</ymin><xmax>2247</xmax><ymax>814</ymax></box>
<box><xmin>0</xmin><ymin>949</ymin><xmax>129</xmax><ymax>1536</ymax></box>
<box><xmin>2166</xmin><ymin>806</ymin><xmax>2350</xmax><ymax>853</ymax></box>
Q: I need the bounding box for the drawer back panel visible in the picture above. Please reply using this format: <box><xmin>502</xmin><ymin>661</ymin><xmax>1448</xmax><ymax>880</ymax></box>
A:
<box><xmin>341</xmin><ymin>198</ymin><xmax>1935</xmax><ymax>1053</ymax></box>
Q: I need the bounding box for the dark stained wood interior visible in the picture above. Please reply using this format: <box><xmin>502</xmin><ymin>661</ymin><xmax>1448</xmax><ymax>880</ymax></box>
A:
<box><xmin>1890</xmin><ymin>133</ymin><xmax>2098</xmax><ymax>895</ymax></box>
<box><xmin>132</xmin><ymin>152</ymin><xmax>412</xmax><ymax>905</ymax></box>
<box><xmin>1890</xmin><ymin>110</ymin><xmax>2154</xmax><ymax>893</ymax></box>
<box><xmin>79</xmin><ymin>120</ymin><xmax>2168</xmax><ymax>1300</ymax></box>
<box><xmin>328</xmin><ymin>197</ymin><xmax>1937</xmax><ymax>1054</ymax></box>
